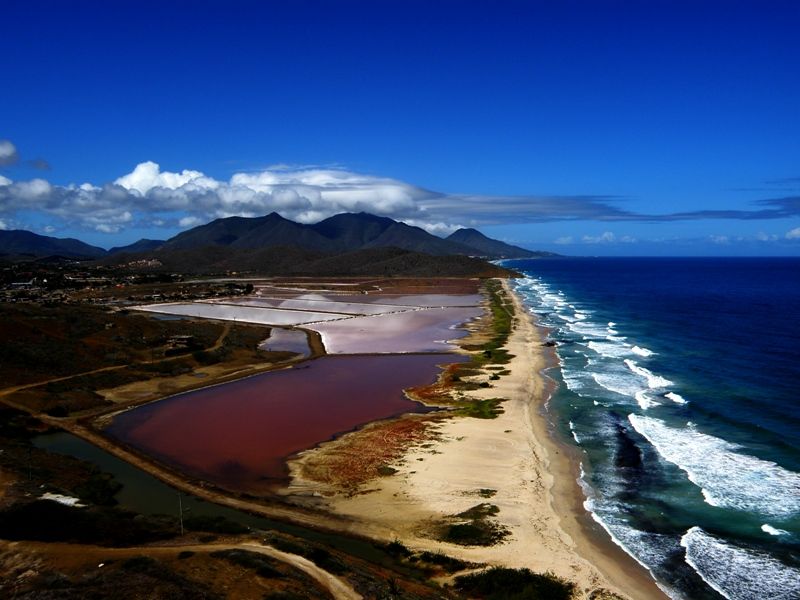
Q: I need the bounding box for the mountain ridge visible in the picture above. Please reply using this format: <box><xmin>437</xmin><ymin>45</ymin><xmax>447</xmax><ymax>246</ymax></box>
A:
<box><xmin>1</xmin><ymin>212</ymin><xmax>550</xmax><ymax>261</ymax></box>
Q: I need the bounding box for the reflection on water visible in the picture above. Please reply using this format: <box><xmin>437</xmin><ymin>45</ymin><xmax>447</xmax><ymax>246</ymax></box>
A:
<box><xmin>308</xmin><ymin>307</ymin><xmax>483</xmax><ymax>354</ymax></box>
<box><xmin>106</xmin><ymin>354</ymin><xmax>460</xmax><ymax>494</ymax></box>
<box><xmin>137</xmin><ymin>302</ymin><xmax>347</xmax><ymax>325</ymax></box>
<box><xmin>258</xmin><ymin>328</ymin><xmax>310</xmax><ymax>357</ymax></box>
<box><xmin>225</xmin><ymin>297</ymin><xmax>406</xmax><ymax>315</ymax></box>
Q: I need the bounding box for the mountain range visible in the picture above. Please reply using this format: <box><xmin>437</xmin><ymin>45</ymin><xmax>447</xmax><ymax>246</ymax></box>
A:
<box><xmin>1</xmin><ymin>212</ymin><xmax>549</xmax><ymax>262</ymax></box>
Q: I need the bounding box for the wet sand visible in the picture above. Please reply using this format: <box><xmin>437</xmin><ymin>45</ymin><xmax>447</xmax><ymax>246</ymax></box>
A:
<box><xmin>288</xmin><ymin>281</ymin><xmax>667</xmax><ymax>599</ymax></box>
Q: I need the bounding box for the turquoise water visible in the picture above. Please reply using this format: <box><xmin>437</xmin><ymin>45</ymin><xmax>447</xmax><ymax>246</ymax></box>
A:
<box><xmin>506</xmin><ymin>258</ymin><xmax>800</xmax><ymax>600</ymax></box>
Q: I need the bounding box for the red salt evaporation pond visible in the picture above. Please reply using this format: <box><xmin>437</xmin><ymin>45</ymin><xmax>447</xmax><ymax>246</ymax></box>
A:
<box><xmin>307</xmin><ymin>306</ymin><xmax>484</xmax><ymax>354</ymax></box>
<box><xmin>106</xmin><ymin>354</ymin><xmax>459</xmax><ymax>494</ymax></box>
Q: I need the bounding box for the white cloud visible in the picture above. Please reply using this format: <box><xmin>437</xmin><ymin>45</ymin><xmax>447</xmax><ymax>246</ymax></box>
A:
<box><xmin>0</xmin><ymin>219</ymin><xmax>7</xmax><ymax>230</ymax></box>
<box><xmin>178</xmin><ymin>215</ymin><xmax>204</xmax><ymax>228</ymax></box>
<box><xmin>786</xmin><ymin>227</ymin><xmax>800</xmax><ymax>239</ymax></box>
<box><xmin>114</xmin><ymin>161</ymin><xmax>212</xmax><ymax>195</ymax></box>
<box><xmin>0</xmin><ymin>140</ymin><xmax>19</xmax><ymax>166</ymax></box>
<box><xmin>0</xmin><ymin>161</ymin><xmax>436</xmax><ymax>234</ymax></box>
<box><xmin>402</xmin><ymin>219</ymin><xmax>462</xmax><ymax>235</ymax></box>
<box><xmin>582</xmin><ymin>231</ymin><xmax>616</xmax><ymax>244</ymax></box>
<box><xmin>710</xmin><ymin>235</ymin><xmax>730</xmax><ymax>244</ymax></box>
<box><xmin>2</xmin><ymin>158</ymin><xmax>799</xmax><ymax>239</ymax></box>
<box><xmin>756</xmin><ymin>231</ymin><xmax>778</xmax><ymax>241</ymax></box>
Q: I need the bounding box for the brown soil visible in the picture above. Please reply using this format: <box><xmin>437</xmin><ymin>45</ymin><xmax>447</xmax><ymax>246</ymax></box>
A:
<box><xmin>292</xmin><ymin>414</ymin><xmax>443</xmax><ymax>494</ymax></box>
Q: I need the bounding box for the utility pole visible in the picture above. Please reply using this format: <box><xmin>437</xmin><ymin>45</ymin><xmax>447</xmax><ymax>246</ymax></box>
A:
<box><xmin>178</xmin><ymin>493</ymin><xmax>184</xmax><ymax>535</ymax></box>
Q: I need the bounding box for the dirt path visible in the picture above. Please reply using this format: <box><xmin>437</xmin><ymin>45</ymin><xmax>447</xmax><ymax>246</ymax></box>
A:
<box><xmin>2</xmin><ymin>539</ymin><xmax>362</xmax><ymax>600</ymax></box>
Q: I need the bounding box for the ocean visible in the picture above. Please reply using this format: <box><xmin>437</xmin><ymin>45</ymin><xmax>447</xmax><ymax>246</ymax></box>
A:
<box><xmin>505</xmin><ymin>257</ymin><xmax>800</xmax><ymax>600</ymax></box>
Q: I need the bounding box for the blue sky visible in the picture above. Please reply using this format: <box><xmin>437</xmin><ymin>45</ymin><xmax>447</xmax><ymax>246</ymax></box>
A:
<box><xmin>1</xmin><ymin>0</ymin><xmax>799</xmax><ymax>255</ymax></box>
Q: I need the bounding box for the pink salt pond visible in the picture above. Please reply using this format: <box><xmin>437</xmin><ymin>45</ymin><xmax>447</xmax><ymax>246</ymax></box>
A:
<box><xmin>307</xmin><ymin>306</ymin><xmax>483</xmax><ymax>354</ymax></box>
<box><xmin>106</xmin><ymin>354</ymin><xmax>459</xmax><ymax>494</ymax></box>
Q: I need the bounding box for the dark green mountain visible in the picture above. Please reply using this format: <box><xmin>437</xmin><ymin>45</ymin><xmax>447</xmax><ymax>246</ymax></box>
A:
<box><xmin>0</xmin><ymin>230</ymin><xmax>106</xmax><ymax>259</ymax></box>
<box><xmin>446</xmin><ymin>227</ymin><xmax>551</xmax><ymax>258</ymax></box>
<box><xmin>159</xmin><ymin>211</ymin><xmax>493</xmax><ymax>256</ymax></box>
<box><xmin>109</xmin><ymin>239</ymin><xmax>164</xmax><ymax>254</ymax></box>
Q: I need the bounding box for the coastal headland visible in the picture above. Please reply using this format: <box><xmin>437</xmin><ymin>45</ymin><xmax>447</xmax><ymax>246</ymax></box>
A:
<box><xmin>0</xmin><ymin>275</ymin><xmax>666</xmax><ymax>598</ymax></box>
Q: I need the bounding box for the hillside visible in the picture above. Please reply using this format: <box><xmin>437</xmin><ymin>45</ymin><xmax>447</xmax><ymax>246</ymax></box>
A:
<box><xmin>0</xmin><ymin>230</ymin><xmax>106</xmax><ymax>260</ymax></box>
<box><xmin>447</xmin><ymin>228</ymin><xmax>553</xmax><ymax>258</ymax></box>
<box><xmin>106</xmin><ymin>244</ymin><xmax>513</xmax><ymax>277</ymax></box>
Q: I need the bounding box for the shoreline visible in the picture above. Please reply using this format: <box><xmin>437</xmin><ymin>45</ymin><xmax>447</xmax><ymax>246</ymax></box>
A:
<box><xmin>289</xmin><ymin>279</ymin><xmax>667</xmax><ymax>599</ymax></box>
<box><xmin>509</xmin><ymin>282</ymin><xmax>669</xmax><ymax>599</ymax></box>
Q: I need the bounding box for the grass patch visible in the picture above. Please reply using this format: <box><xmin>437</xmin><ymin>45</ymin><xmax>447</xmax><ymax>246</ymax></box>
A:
<box><xmin>441</xmin><ymin>503</ymin><xmax>509</xmax><ymax>546</ymax></box>
<box><xmin>454</xmin><ymin>567</ymin><xmax>576</xmax><ymax>600</ymax></box>
<box><xmin>417</xmin><ymin>551</ymin><xmax>473</xmax><ymax>573</ymax></box>
<box><xmin>456</xmin><ymin>398</ymin><xmax>505</xmax><ymax>419</ymax></box>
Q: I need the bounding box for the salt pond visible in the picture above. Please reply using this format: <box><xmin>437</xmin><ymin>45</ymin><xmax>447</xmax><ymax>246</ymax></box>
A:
<box><xmin>106</xmin><ymin>354</ymin><xmax>458</xmax><ymax>494</ymax></box>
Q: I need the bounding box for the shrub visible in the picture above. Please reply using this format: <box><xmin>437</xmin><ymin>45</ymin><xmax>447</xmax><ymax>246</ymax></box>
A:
<box><xmin>454</xmin><ymin>567</ymin><xmax>576</xmax><ymax>600</ymax></box>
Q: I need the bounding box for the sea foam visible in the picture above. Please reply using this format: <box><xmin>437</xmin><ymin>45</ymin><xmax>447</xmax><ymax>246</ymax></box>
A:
<box><xmin>631</xmin><ymin>345</ymin><xmax>655</xmax><ymax>357</ymax></box>
<box><xmin>624</xmin><ymin>359</ymin><xmax>672</xmax><ymax>388</ymax></box>
<box><xmin>681</xmin><ymin>527</ymin><xmax>800</xmax><ymax>600</ymax></box>
<box><xmin>629</xmin><ymin>415</ymin><xmax>800</xmax><ymax>517</ymax></box>
<box><xmin>761</xmin><ymin>524</ymin><xmax>790</xmax><ymax>536</ymax></box>
<box><xmin>586</xmin><ymin>340</ymin><xmax>633</xmax><ymax>358</ymax></box>
<box><xmin>664</xmin><ymin>392</ymin><xmax>687</xmax><ymax>404</ymax></box>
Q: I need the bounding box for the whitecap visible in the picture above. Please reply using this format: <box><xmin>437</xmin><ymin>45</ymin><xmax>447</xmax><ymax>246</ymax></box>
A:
<box><xmin>629</xmin><ymin>415</ymin><xmax>800</xmax><ymax>517</ymax></box>
<box><xmin>635</xmin><ymin>390</ymin><xmax>660</xmax><ymax>410</ymax></box>
<box><xmin>665</xmin><ymin>392</ymin><xmax>687</xmax><ymax>405</ymax></box>
<box><xmin>624</xmin><ymin>359</ymin><xmax>673</xmax><ymax>388</ymax></box>
<box><xmin>761</xmin><ymin>524</ymin><xmax>790</xmax><ymax>536</ymax></box>
<box><xmin>631</xmin><ymin>345</ymin><xmax>655</xmax><ymax>357</ymax></box>
<box><xmin>681</xmin><ymin>527</ymin><xmax>800</xmax><ymax>600</ymax></box>
<box><xmin>587</xmin><ymin>340</ymin><xmax>634</xmax><ymax>358</ymax></box>
<box><xmin>592</xmin><ymin>372</ymin><xmax>643</xmax><ymax>399</ymax></box>
<box><xmin>568</xmin><ymin>321</ymin><xmax>609</xmax><ymax>338</ymax></box>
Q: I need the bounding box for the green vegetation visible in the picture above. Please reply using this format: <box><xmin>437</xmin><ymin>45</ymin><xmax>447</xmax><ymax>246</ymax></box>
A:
<box><xmin>441</xmin><ymin>503</ymin><xmax>509</xmax><ymax>547</ymax></box>
<box><xmin>454</xmin><ymin>567</ymin><xmax>576</xmax><ymax>600</ymax></box>
<box><xmin>456</xmin><ymin>398</ymin><xmax>505</xmax><ymax>419</ymax></box>
<box><xmin>417</xmin><ymin>551</ymin><xmax>472</xmax><ymax>573</ymax></box>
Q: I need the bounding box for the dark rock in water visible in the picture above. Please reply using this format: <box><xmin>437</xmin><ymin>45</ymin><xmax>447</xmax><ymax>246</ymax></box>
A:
<box><xmin>542</xmin><ymin>340</ymin><xmax>557</xmax><ymax>347</ymax></box>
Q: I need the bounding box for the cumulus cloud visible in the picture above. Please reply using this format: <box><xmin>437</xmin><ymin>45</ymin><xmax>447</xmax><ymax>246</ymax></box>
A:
<box><xmin>554</xmin><ymin>236</ymin><xmax>574</xmax><ymax>245</ymax></box>
<box><xmin>0</xmin><ymin>219</ymin><xmax>8</xmax><ymax>230</ymax></box>
<box><xmin>786</xmin><ymin>227</ymin><xmax>800</xmax><ymax>239</ymax></box>
<box><xmin>0</xmin><ymin>140</ymin><xmax>19</xmax><ymax>166</ymax></box>
<box><xmin>2</xmin><ymin>159</ymin><xmax>800</xmax><ymax>236</ymax></box>
<box><xmin>115</xmin><ymin>161</ymin><xmax>213</xmax><ymax>195</ymax></box>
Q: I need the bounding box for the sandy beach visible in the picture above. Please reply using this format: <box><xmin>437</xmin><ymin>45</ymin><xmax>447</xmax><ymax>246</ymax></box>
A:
<box><xmin>288</xmin><ymin>280</ymin><xmax>667</xmax><ymax>599</ymax></box>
